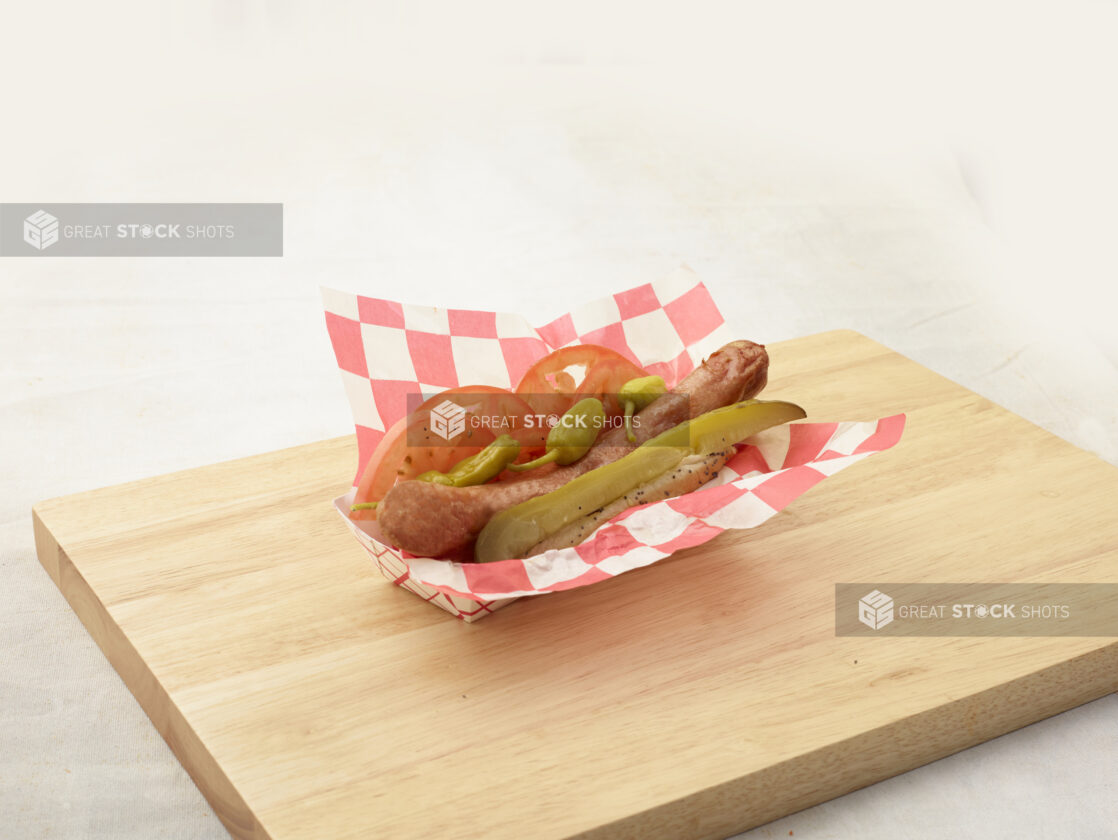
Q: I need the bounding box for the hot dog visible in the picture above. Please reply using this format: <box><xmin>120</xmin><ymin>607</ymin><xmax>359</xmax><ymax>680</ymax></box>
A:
<box><xmin>376</xmin><ymin>340</ymin><xmax>775</xmax><ymax>558</ymax></box>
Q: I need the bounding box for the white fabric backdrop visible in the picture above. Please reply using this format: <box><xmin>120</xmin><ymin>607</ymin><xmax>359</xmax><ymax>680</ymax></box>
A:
<box><xmin>3</xmin><ymin>2</ymin><xmax>1117</xmax><ymax>838</ymax></box>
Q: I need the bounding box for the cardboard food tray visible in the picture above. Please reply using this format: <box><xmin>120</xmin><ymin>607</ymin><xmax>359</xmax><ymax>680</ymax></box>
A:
<box><xmin>325</xmin><ymin>271</ymin><xmax>902</xmax><ymax>618</ymax></box>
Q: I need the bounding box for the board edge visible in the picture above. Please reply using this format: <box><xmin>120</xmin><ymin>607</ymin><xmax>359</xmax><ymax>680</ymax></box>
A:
<box><xmin>573</xmin><ymin>640</ymin><xmax>1118</xmax><ymax>840</ymax></box>
<box><xmin>33</xmin><ymin>513</ymin><xmax>268</xmax><ymax>840</ymax></box>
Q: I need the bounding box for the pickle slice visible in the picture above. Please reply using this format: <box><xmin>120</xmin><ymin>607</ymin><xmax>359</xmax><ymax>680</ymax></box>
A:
<box><xmin>646</xmin><ymin>399</ymin><xmax>807</xmax><ymax>454</ymax></box>
<box><xmin>474</xmin><ymin>444</ymin><xmax>686</xmax><ymax>564</ymax></box>
<box><xmin>473</xmin><ymin>398</ymin><xmax>806</xmax><ymax>563</ymax></box>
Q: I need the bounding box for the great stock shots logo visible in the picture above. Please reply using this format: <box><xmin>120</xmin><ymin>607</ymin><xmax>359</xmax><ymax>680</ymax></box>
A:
<box><xmin>837</xmin><ymin>583</ymin><xmax>1118</xmax><ymax>636</ymax></box>
<box><xmin>23</xmin><ymin>210</ymin><xmax>59</xmax><ymax>250</ymax></box>
<box><xmin>430</xmin><ymin>399</ymin><xmax>468</xmax><ymax>441</ymax></box>
<box><xmin>858</xmin><ymin>589</ymin><xmax>895</xmax><ymax>630</ymax></box>
<box><xmin>407</xmin><ymin>390</ymin><xmax>652</xmax><ymax>447</ymax></box>
<box><xmin>1</xmin><ymin>203</ymin><xmax>282</xmax><ymax>256</ymax></box>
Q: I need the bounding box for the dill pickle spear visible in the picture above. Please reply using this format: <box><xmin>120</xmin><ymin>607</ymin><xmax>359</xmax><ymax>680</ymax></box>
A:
<box><xmin>474</xmin><ymin>444</ymin><xmax>686</xmax><ymax>564</ymax></box>
<box><xmin>645</xmin><ymin>399</ymin><xmax>806</xmax><ymax>454</ymax></box>
<box><xmin>474</xmin><ymin>398</ymin><xmax>807</xmax><ymax>563</ymax></box>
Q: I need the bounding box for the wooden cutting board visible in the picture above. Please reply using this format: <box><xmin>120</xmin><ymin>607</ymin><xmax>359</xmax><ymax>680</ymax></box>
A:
<box><xmin>32</xmin><ymin>329</ymin><xmax>1118</xmax><ymax>840</ymax></box>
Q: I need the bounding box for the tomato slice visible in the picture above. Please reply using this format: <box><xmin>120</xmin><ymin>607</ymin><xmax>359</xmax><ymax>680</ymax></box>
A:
<box><xmin>351</xmin><ymin>386</ymin><xmax>541</xmax><ymax>520</ymax></box>
<box><xmin>515</xmin><ymin>345</ymin><xmax>649</xmax><ymax>419</ymax></box>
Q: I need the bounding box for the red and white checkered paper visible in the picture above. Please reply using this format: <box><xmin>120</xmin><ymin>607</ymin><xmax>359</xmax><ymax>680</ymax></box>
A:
<box><xmin>323</xmin><ymin>267</ymin><xmax>905</xmax><ymax>620</ymax></box>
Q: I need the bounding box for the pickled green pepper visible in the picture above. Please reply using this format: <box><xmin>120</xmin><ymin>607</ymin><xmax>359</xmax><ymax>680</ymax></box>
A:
<box><xmin>618</xmin><ymin>374</ymin><xmax>666</xmax><ymax>442</ymax></box>
<box><xmin>508</xmin><ymin>398</ymin><xmax>605</xmax><ymax>472</ymax></box>
<box><xmin>414</xmin><ymin>434</ymin><xmax>521</xmax><ymax>487</ymax></box>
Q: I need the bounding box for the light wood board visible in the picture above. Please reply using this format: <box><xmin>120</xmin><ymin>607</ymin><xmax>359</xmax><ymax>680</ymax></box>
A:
<box><xmin>32</xmin><ymin>329</ymin><xmax>1118</xmax><ymax>840</ymax></box>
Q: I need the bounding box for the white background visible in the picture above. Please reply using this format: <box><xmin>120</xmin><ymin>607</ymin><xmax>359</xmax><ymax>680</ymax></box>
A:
<box><xmin>2</xmin><ymin>1</ymin><xmax>1117</xmax><ymax>838</ymax></box>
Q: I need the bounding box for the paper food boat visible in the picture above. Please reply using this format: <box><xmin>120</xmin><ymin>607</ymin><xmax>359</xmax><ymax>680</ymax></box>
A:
<box><xmin>324</xmin><ymin>267</ymin><xmax>904</xmax><ymax>621</ymax></box>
